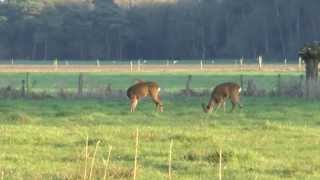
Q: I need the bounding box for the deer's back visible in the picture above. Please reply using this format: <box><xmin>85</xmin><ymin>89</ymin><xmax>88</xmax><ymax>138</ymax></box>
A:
<box><xmin>212</xmin><ymin>82</ymin><xmax>241</xmax><ymax>98</ymax></box>
<box><xmin>127</xmin><ymin>81</ymin><xmax>160</xmax><ymax>98</ymax></box>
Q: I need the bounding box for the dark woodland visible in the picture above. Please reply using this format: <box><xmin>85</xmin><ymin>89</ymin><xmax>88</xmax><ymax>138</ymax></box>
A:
<box><xmin>0</xmin><ymin>0</ymin><xmax>320</xmax><ymax>61</ymax></box>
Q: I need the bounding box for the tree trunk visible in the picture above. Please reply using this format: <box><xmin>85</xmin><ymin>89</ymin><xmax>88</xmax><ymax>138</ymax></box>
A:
<box><xmin>44</xmin><ymin>39</ymin><xmax>48</xmax><ymax>60</ymax></box>
<box><xmin>263</xmin><ymin>19</ymin><xmax>270</xmax><ymax>54</ymax></box>
<box><xmin>32</xmin><ymin>42</ymin><xmax>37</xmax><ymax>60</ymax></box>
<box><xmin>274</xmin><ymin>2</ymin><xmax>286</xmax><ymax>57</ymax></box>
<box><xmin>305</xmin><ymin>59</ymin><xmax>319</xmax><ymax>81</ymax></box>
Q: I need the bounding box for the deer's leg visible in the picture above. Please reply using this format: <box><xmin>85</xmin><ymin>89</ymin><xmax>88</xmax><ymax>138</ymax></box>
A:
<box><xmin>213</xmin><ymin>97</ymin><xmax>224</xmax><ymax>113</ymax></box>
<box><xmin>231</xmin><ymin>101</ymin><xmax>236</xmax><ymax>112</ymax></box>
<box><xmin>231</xmin><ymin>95</ymin><xmax>242</xmax><ymax>112</ymax></box>
<box><xmin>213</xmin><ymin>102</ymin><xmax>222</xmax><ymax>114</ymax></box>
<box><xmin>230</xmin><ymin>96</ymin><xmax>240</xmax><ymax>112</ymax></box>
<box><xmin>130</xmin><ymin>96</ymin><xmax>139</xmax><ymax>112</ymax></box>
<box><xmin>223</xmin><ymin>101</ymin><xmax>226</xmax><ymax>113</ymax></box>
<box><xmin>152</xmin><ymin>94</ymin><xmax>163</xmax><ymax>112</ymax></box>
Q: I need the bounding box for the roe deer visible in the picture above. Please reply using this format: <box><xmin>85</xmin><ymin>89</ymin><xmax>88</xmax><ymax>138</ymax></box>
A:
<box><xmin>127</xmin><ymin>81</ymin><xmax>163</xmax><ymax>112</ymax></box>
<box><xmin>202</xmin><ymin>82</ymin><xmax>243</xmax><ymax>113</ymax></box>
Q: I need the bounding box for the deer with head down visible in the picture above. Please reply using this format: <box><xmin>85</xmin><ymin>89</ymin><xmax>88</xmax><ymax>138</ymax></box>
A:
<box><xmin>127</xmin><ymin>80</ymin><xmax>163</xmax><ymax>112</ymax></box>
<box><xmin>202</xmin><ymin>82</ymin><xmax>243</xmax><ymax>113</ymax></box>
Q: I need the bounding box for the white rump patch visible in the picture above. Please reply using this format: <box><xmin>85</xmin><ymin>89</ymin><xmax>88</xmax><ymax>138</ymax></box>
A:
<box><xmin>239</xmin><ymin>88</ymin><xmax>242</xmax><ymax>92</ymax></box>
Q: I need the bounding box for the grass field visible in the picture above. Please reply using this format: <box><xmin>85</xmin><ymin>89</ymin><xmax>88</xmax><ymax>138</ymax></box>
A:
<box><xmin>0</xmin><ymin>72</ymin><xmax>320</xmax><ymax>179</ymax></box>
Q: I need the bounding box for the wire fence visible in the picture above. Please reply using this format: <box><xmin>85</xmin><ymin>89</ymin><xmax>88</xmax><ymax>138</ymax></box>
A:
<box><xmin>0</xmin><ymin>58</ymin><xmax>305</xmax><ymax>73</ymax></box>
<box><xmin>0</xmin><ymin>58</ymin><xmax>302</xmax><ymax>65</ymax></box>
<box><xmin>0</xmin><ymin>72</ymin><xmax>314</xmax><ymax>100</ymax></box>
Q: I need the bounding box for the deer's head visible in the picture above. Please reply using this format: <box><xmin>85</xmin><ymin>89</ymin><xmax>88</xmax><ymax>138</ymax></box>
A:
<box><xmin>201</xmin><ymin>103</ymin><xmax>210</xmax><ymax>113</ymax></box>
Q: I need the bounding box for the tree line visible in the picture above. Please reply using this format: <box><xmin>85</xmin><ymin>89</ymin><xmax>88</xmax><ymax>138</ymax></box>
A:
<box><xmin>0</xmin><ymin>0</ymin><xmax>319</xmax><ymax>61</ymax></box>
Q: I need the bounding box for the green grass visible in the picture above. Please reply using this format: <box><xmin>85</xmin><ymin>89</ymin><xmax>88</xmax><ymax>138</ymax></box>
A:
<box><xmin>0</xmin><ymin>72</ymin><xmax>319</xmax><ymax>179</ymax></box>
<box><xmin>0</xmin><ymin>97</ymin><xmax>320</xmax><ymax>179</ymax></box>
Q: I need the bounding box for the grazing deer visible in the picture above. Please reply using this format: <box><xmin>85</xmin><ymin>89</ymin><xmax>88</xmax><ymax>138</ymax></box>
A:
<box><xmin>202</xmin><ymin>82</ymin><xmax>243</xmax><ymax>113</ymax></box>
<box><xmin>127</xmin><ymin>80</ymin><xmax>163</xmax><ymax>112</ymax></box>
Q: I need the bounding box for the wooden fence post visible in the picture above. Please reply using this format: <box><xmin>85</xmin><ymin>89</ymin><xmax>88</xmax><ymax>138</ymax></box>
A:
<box><xmin>137</xmin><ymin>59</ymin><xmax>141</xmax><ymax>72</ymax></box>
<box><xmin>200</xmin><ymin>60</ymin><xmax>203</xmax><ymax>71</ymax></box>
<box><xmin>168</xmin><ymin>139</ymin><xmax>173</xmax><ymax>180</ymax></box>
<box><xmin>133</xmin><ymin>128</ymin><xmax>139</xmax><ymax>180</ymax></box>
<box><xmin>219</xmin><ymin>149</ymin><xmax>222</xmax><ymax>180</ymax></box>
<box><xmin>78</xmin><ymin>73</ymin><xmax>84</xmax><ymax>96</ymax></box>
<box><xmin>298</xmin><ymin>56</ymin><xmax>302</xmax><ymax>70</ymax></box>
<box><xmin>21</xmin><ymin>80</ymin><xmax>26</xmax><ymax>97</ymax></box>
<box><xmin>258</xmin><ymin>55</ymin><xmax>263</xmax><ymax>70</ymax></box>
<box><xmin>299</xmin><ymin>74</ymin><xmax>304</xmax><ymax>97</ymax></box>
<box><xmin>96</xmin><ymin>59</ymin><xmax>100</xmax><ymax>67</ymax></box>
<box><xmin>240</xmin><ymin>57</ymin><xmax>244</xmax><ymax>71</ymax></box>
<box><xmin>277</xmin><ymin>74</ymin><xmax>281</xmax><ymax>96</ymax></box>
<box><xmin>240</xmin><ymin>75</ymin><xmax>244</xmax><ymax>90</ymax></box>
<box><xmin>284</xmin><ymin>58</ymin><xmax>287</xmax><ymax>66</ymax></box>
<box><xmin>26</xmin><ymin>72</ymin><xmax>30</xmax><ymax>96</ymax></box>
<box><xmin>130</xmin><ymin>60</ymin><xmax>133</xmax><ymax>72</ymax></box>
<box><xmin>53</xmin><ymin>58</ymin><xmax>58</xmax><ymax>70</ymax></box>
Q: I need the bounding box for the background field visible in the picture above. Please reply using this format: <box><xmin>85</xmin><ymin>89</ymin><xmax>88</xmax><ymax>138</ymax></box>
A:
<box><xmin>0</xmin><ymin>72</ymin><xmax>320</xmax><ymax>179</ymax></box>
<box><xmin>0</xmin><ymin>71</ymin><xmax>303</xmax><ymax>93</ymax></box>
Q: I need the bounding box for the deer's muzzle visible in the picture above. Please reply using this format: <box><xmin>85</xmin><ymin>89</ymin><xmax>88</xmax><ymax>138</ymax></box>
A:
<box><xmin>201</xmin><ymin>103</ymin><xmax>209</xmax><ymax>113</ymax></box>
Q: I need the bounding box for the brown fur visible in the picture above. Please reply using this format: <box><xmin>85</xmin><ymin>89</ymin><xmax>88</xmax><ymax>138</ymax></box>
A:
<box><xmin>127</xmin><ymin>81</ymin><xmax>163</xmax><ymax>112</ymax></box>
<box><xmin>202</xmin><ymin>82</ymin><xmax>243</xmax><ymax>113</ymax></box>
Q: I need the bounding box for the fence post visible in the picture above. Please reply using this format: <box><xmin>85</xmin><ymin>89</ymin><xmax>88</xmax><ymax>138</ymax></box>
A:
<box><xmin>21</xmin><ymin>80</ymin><xmax>26</xmax><ymax>97</ymax></box>
<box><xmin>277</xmin><ymin>74</ymin><xmax>281</xmax><ymax>96</ymax></box>
<box><xmin>26</xmin><ymin>72</ymin><xmax>30</xmax><ymax>96</ymax></box>
<box><xmin>258</xmin><ymin>55</ymin><xmax>263</xmax><ymax>70</ymax></box>
<box><xmin>298</xmin><ymin>56</ymin><xmax>302</xmax><ymax>70</ymax></box>
<box><xmin>219</xmin><ymin>149</ymin><xmax>222</xmax><ymax>180</ymax></box>
<box><xmin>130</xmin><ymin>60</ymin><xmax>133</xmax><ymax>72</ymax></box>
<box><xmin>166</xmin><ymin>60</ymin><xmax>169</xmax><ymax>68</ymax></box>
<box><xmin>299</xmin><ymin>74</ymin><xmax>304</xmax><ymax>97</ymax></box>
<box><xmin>96</xmin><ymin>59</ymin><xmax>100</xmax><ymax>67</ymax></box>
<box><xmin>240</xmin><ymin>57</ymin><xmax>244</xmax><ymax>71</ymax></box>
<box><xmin>284</xmin><ymin>58</ymin><xmax>287</xmax><ymax>66</ymax></box>
<box><xmin>133</xmin><ymin>128</ymin><xmax>139</xmax><ymax>180</ymax></box>
<box><xmin>53</xmin><ymin>58</ymin><xmax>58</xmax><ymax>70</ymax></box>
<box><xmin>168</xmin><ymin>139</ymin><xmax>173</xmax><ymax>180</ymax></box>
<box><xmin>200</xmin><ymin>60</ymin><xmax>203</xmax><ymax>71</ymax></box>
<box><xmin>78</xmin><ymin>73</ymin><xmax>84</xmax><ymax>96</ymax></box>
<box><xmin>306</xmin><ymin>79</ymin><xmax>310</xmax><ymax>99</ymax></box>
<box><xmin>137</xmin><ymin>59</ymin><xmax>141</xmax><ymax>72</ymax></box>
<box><xmin>240</xmin><ymin>75</ymin><xmax>244</xmax><ymax>90</ymax></box>
<box><xmin>11</xmin><ymin>57</ymin><xmax>14</xmax><ymax>65</ymax></box>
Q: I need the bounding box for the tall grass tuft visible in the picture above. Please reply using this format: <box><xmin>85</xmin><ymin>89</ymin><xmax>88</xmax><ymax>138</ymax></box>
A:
<box><xmin>103</xmin><ymin>145</ymin><xmax>113</xmax><ymax>180</ymax></box>
<box><xmin>168</xmin><ymin>139</ymin><xmax>173</xmax><ymax>180</ymax></box>
<box><xmin>219</xmin><ymin>149</ymin><xmax>222</xmax><ymax>180</ymax></box>
<box><xmin>88</xmin><ymin>140</ymin><xmax>100</xmax><ymax>180</ymax></box>
<box><xmin>83</xmin><ymin>135</ymin><xmax>89</xmax><ymax>180</ymax></box>
<box><xmin>133</xmin><ymin>128</ymin><xmax>139</xmax><ymax>180</ymax></box>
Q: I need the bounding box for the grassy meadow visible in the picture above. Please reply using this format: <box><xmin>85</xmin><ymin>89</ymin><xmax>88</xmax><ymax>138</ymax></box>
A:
<box><xmin>0</xmin><ymin>72</ymin><xmax>320</xmax><ymax>179</ymax></box>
